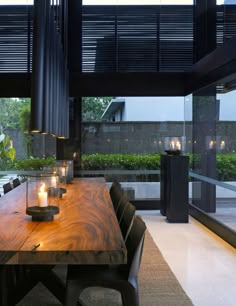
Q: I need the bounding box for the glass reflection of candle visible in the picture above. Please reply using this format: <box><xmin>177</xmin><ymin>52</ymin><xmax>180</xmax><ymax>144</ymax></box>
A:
<box><xmin>170</xmin><ymin>141</ymin><xmax>175</xmax><ymax>150</ymax></box>
<box><xmin>51</xmin><ymin>176</ymin><xmax>57</xmax><ymax>188</ymax></box>
<box><xmin>220</xmin><ymin>140</ymin><xmax>225</xmax><ymax>150</ymax></box>
<box><xmin>209</xmin><ymin>140</ymin><xmax>214</xmax><ymax>149</ymax></box>
<box><xmin>38</xmin><ymin>183</ymin><xmax>48</xmax><ymax>207</ymax></box>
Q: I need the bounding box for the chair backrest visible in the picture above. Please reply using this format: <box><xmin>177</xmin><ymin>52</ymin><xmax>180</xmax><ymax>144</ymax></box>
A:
<box><xmin>116</xmin><ymin>193</ymin><xmax>129</xmax><ymax>223</ymax></box>
<box><xmin>110</xmin><ymin>181</ymin><xmax>121</xmax><ymax>194</ymax></box>
<box><xmin>126</xmin><ymin>216</ymin><xmax>146</xmax><ymax>282</ymax></box>
<box><xmin>13</xmin><ymin>178</ymin><xmax>21</xmax><ymax>188</ymax></box>
<box><xmin>3</xmin><ymin>182</ymin><xmax>13</xmax><ymax>194</ymax></box>
<box><xmin>110</xmin><ymin>181</ymin><xmax>124</xmax><ymax>212</ymax></box>
<box><xmin>119</xmin><ymin>201</ymin><xmax>136</xmax><ymax>242</ymax></box>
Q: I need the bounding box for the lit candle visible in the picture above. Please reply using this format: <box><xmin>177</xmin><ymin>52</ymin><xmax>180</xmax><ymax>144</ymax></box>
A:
<box><xmin>61</xmin><ymin>167</ymin><xmax>66</xmax><ymax>177</ymax></box>
<box><xmin>170</xmin><ymin>141</ymin><xmax>175</xmax><ymax>150</ymax></box>
<box><xmin>176</xmin><ymin>141</ymin><xmax>181</xmax><ymax>150</ymax></box>
<box><xmin>38</xmin><ymin>183</ymin><xmax>48</xmax><ymax>207</ymax></box>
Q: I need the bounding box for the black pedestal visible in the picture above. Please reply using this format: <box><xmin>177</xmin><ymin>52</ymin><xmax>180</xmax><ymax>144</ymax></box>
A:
<box><xmin>160</xmin><ymin>154</ymin><xmax>189</xmax><ymax>223</ymax></box>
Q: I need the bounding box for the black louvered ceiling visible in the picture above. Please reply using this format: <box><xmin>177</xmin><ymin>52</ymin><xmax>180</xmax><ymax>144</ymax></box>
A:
<box><xmin>82</xmin><ymin>5</ymin><xmax>193</xmax><ymax>73</ymax></box>
<box><xmin>0</xmin><ymin>5</ymin><xmax>236</xmax><ymax>74</ymax></box>
<box><xmin>0</xmin><ymin>5</ymin><xmax>33</xmax><ymax>73</ymax></box>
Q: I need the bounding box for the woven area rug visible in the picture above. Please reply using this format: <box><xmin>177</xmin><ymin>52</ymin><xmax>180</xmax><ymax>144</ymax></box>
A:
<box><xmin>17</xmin><ymin>230</ymin><xmax>194</xmax><ymax>306</ymax></box>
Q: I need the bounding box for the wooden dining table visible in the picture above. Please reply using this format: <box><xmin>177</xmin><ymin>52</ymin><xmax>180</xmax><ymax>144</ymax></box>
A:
<box><xmin>0</xmin><ymin>177</ymin><xmax>127</xmax><ymax>305</ymax></box>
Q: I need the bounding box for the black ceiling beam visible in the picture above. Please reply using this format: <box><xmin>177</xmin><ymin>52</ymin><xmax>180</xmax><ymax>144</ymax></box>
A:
<box><xmin>186</xmin><ymin>35</ymin><xmax>236</xmax><ymax>94</ymax></box>
<box><xmin>0</xmin><ymin>73</ymin><xmax>31</xmax><ymax>97</ymax></box>
<box><xmin>70</xmin><ymin>72</ymin><xmax>190</xmax><ymax>97</ymax></box>
<box><xmin>2</xmin><ymin>35</ymin><xmax>236</xmax><ymax>98</ymax></box>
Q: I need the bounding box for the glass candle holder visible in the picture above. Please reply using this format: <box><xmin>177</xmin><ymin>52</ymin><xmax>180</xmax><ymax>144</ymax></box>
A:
<box><xmin>164</xmin><ymin>136</ymin><xmax>184</xmax><ymax>155</ymax></box>
<box><xmin>26</xmin><ymin>173</ymin><xmax>60</xmax><ymax>221</ymax></box>
<box><xmin>56</xmin><ymin>160</ymin><xmax>73</xmax><ymax>184</ymax></box>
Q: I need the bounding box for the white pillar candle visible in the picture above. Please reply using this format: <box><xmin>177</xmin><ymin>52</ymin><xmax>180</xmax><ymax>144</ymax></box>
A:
<box><xmin>176</xmin><ymin>141</ymin><xmax>181</xmax><ymax>150</ymax></box>
<box><xmin>170</xmin><ymin>141</ymin><xmax>175</xmax><ymax>150</ymax></box>
<box><xmin>38</xmin><ymin>183</ymin><xmax>48</xmax><ymax>207</ymax></box>
<box><xmin>61</xmin><ymin>167</ymin><xmax>66</xmax><ymax>176</ymax></box>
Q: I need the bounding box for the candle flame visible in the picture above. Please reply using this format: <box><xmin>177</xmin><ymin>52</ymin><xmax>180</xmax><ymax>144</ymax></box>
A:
<box><xmin>40</xmin><ymin>183</ymin><xmax>45</xmax><ymax>193</ymax></box>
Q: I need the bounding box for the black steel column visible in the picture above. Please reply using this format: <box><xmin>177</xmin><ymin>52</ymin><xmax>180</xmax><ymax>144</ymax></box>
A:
<box><xmin>194</xmin><ymin>0</ymin><xmax>216</xmax><ymax>62</ymax></box>
<box><xmin>192</xmin><ymin>86</ymin><xmax>218</xmax><ymax>212</ymax></box>
<box><xmin>192</xmin><ymin>0</ymin><xmax>217</xmax><ymax>213</ymax></box>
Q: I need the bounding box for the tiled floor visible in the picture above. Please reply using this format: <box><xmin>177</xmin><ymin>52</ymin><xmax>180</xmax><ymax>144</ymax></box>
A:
<box><xmin>138</xmin><ymin>211</ymin><xmax>236</xmax><ymax>306</ymax></box>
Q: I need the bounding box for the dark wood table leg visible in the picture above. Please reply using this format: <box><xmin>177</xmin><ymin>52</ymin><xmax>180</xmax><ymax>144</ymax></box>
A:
<box><xmin>31</xmin><ymin>265</ymin><xmax>66</xmax><ymax>304</ymax></box>
<box><xmin>0</xmin><ymin>265</ymin><xmax>7</xmax><ymax>306</ymax></box>
<box><xmin>14</xmin><ymin>265</ymin><xmax>66</xmax><ymax>305</ymax></box>
<box><xmin>0</xmin><ymin>265</ymin><xmax>16</xmax><ymax>306</ymax></box>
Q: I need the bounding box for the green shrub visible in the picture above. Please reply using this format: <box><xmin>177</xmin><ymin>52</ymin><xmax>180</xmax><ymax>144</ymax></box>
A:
<box><xmin>81</xmin><ymin>153</ymin><xmax>161</xmax><ymax>170</ymax></box>
<box><xmin>217</xmin><ymin>153</ymin><xmax>236</xmax><ymax>181</ymax></box>
<box><xmin>81</xmin><ymin>153</ymin><xmax>236</xmax><ymax>181</ymax></box>
<box><xmin>14</xmin><ymin>156</ymin><xmax>56</xmax><ymax>170</ymax></box>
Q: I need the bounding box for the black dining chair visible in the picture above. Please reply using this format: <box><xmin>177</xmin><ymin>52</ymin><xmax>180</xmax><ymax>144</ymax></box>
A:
<box><xmin>116</xmin><ymin>192</ymin><xmax>129</xmax><ymax>224</ymax></box>
<box><xmin>110</xmin><ymin>181</ymin><xmax>124</xmax><ymax>213</ymax></box>
<box><xmin>3</xmin><ymin>182</ymin><xmax>13</xmax><ymax>194</ymax></box>
<box><xmin>65</xmin><ymin>216</ymin><xmax>146</xmax><ymax>306</ymax></box>
<box><xmin>119</xmin><ymin>201</ymin><xmax>136</xmax><ymax>243</ymax></box>
<box><xmin>13</xmin><ymin>178</ymin><xmax>21</xmax><ymax>188</ymax></box>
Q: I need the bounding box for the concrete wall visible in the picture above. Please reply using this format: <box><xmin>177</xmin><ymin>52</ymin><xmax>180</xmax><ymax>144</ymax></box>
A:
<box><xmin>82</xmin><ymin>121</ymin><xmax>236</xmax><ymax>154</ymax></box>
<box><xmin>4</xmin><ymin>120</ymin><xmax>236</xmax><ymax>159</ymax></box>
<box><xmin>82</xmin><ymin>121</ymin><xmax>190</xmax><ymax>154</ymax></box>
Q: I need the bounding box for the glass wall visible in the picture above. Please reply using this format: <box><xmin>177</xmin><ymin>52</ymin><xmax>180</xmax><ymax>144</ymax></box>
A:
<box><xmin>185</xmin><ymin>84</ymin><xmax>236</xmax><ymax>233</ymax></box>
<box><xmin>0</xmin><ymin>97</ymin><xmax>56</xmax><ymax>196</ymax></box>
<box><xmin>81</xmin><ymin>96</ymin><xmax>186</xmax><ymax>203</ymax></box>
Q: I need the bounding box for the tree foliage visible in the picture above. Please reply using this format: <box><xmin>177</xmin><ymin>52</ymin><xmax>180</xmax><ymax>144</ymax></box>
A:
<box><xmin>0</xmin><ymin>98</ymin><xmax>31</xmax><ymax>131</ymax></box>
<box><xmin>19</xmin><ymin>103</ymin><xmax>31</xmax><ymax>132</ymax></box>
<box><xmin>82</xmin><ymin>97</ymin><xmax>111</xmax><ymax>121</ymax></box>
<box><xmin>0</xmin><ymin>133</ymin><xmax>16</xmax><ymax>162</ymax></box>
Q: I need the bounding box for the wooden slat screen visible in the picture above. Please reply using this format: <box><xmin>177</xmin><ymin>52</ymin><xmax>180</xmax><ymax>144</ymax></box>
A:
<box><xmin>82</xmin><ymin>6</ymin><xmax>116</xmax><ymax>72</ymax></box>
<box><xmin>0</xmin><ymin>5</ymin><xmax>33</xmax><ymax>73</ymax></box>
<box><xmin>222</xmin><ymin>4</ymin><xmax>236</xmax><ymax>43</ymax></box>
<box><xmin>117</xmin><ymin>6</ymin><xmax>158</xmax><ymax>72</ymax></box>
<box><xmin>1</xmin><ymin>5</ymin><xmax>236</xmax><ymax>74</ymax></box>
<box><xmin>82</xmin><ymin>5</ymin><xmax>193</xmax><ymax>73</ymax></box>
<box><xmin>216</xmin><ymin>5</ymin><xmax>224</xmax><ymax>47</ymax></box>
<box><xmin>159</xmin><ymin>5</ymin><xmax>193</xmax><ymax>72</ymax></box>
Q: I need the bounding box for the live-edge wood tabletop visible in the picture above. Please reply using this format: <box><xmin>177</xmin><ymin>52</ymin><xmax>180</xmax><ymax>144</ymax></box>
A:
<box><xmin>0</xmin><ymin>177</ymin><xmax>127</xmax><ymax>265</ymax></box>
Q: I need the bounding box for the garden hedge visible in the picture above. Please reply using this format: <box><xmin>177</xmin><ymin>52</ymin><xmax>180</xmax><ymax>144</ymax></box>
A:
<box><xmin>1</xmin><ymin>153</ymin><xmax>236</xmax><ymax>181</ymax></box>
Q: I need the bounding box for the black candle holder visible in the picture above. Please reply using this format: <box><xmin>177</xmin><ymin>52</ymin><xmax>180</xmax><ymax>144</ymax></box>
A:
<box><xmin>165</xmin><ymin>149</ymin><xmax>181</xmax><ymax>156</ymax></box>
<box><xmin>26</xmin><ymin>205</ymin><xmax>59</xmax><ymax>221</ymax></box>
